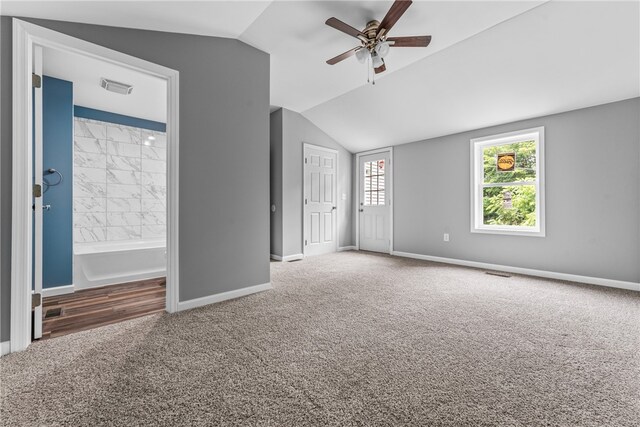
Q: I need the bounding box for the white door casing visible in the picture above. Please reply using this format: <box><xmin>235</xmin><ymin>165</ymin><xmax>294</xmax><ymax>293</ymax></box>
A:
<box><xmin>358</xmin><ymin>150</ymin><xmax>391</xmax><ymax>253</ymax></box>
<box><xmin>11</xmin><ymin>19</ymin><xmax>180</xmax><ymax>354</ymax></box>
<box><xmin>303</xmin><ymin>144</ymin><xmax>338</xmax><ymax>256</ymax></box>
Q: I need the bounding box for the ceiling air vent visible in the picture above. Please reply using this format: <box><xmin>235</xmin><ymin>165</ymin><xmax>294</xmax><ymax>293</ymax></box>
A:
<box><xmin>100</xmin><ymin>78</ymin><xmax>133</xmax><ymax>95</ymax></box>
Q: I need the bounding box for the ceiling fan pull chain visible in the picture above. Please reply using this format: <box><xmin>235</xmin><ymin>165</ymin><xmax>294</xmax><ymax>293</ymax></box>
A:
<box><xmin>366</xmin><ymin>55</ymin><xmax>371</xmax><ymax>84</ymax></box>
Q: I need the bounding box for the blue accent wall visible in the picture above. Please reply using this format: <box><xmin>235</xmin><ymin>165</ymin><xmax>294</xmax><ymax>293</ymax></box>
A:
<box><xmin>74</xmin><ymin>105</ymin><xmax>166</xmax><ymax>132</ymax></box>
<box><xmin>42</xmin><ymin>76</ymin><xmax>74</xmax><ymax>288</ymax></box>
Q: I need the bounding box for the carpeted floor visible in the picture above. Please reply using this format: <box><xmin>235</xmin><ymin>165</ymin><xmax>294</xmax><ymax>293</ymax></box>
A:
<box><xmin>1</xmin><ymin>251</ymin><xmax>639</xmax><ymax>426</ymax></box>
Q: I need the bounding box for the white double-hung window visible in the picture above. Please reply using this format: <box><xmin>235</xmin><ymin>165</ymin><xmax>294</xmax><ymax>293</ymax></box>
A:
<box><xmin>471</xmin><ymin>127</ymin><xmax>545</xmax><ymax>236</ymax></box>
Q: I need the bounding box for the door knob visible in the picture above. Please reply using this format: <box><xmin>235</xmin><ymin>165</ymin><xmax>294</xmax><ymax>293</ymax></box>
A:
<box><xmin>332</xmin><ymin>206</ymin><xmax>337</xmax><ymax>211</ymax></box>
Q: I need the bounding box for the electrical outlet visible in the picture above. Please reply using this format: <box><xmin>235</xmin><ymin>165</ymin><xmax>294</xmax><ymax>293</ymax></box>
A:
<box><xmin>443</xmin><ymin>233</ymin><xmax>450</xmax><ymax>242</ymax></box>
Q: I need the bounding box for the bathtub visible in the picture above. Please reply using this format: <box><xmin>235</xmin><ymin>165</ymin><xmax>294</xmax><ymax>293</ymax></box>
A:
<box><xmin>74</xmin><ymin>239</ymin><xmax>166</xmax><ymax>289</ymax></box>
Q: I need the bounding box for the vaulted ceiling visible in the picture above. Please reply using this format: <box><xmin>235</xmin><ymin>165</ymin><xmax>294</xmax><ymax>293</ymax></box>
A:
<box><xmin>3</xmin><ymin>1</ymin><xmax>638</xmax><ymax>152</ymax></box>
<box><xmin>303</xmin><ymin>0</ymin><xmax>640</xmax><ymax>151</ymax></box>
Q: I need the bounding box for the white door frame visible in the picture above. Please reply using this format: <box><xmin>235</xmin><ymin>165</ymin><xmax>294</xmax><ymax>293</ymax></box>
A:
<box><xmin>10</xmin><ymin>19</ymin><xmax>180</xmax><ymax>353</ymax></box>
<box><xmin>355</xmin><ymin>147</ymin><xmax>394</xmax><ymax>254</ymax></box>
<box><xmin>302</xmin><ymin>143</ymin><xmax>339</xmax><ymax>256</ymax></box>
<box><xmin>32</xmin><ymin>44</ymin><xmax>44</xmax><ymax>340</ymax></box>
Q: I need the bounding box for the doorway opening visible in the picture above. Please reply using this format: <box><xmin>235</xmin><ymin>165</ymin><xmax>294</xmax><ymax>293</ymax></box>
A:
<box><xmin>10</xmin><ymin>19</ymin><xmax>179</xmax><ymax>352</ymax></box>
<box><xmin>39</xmin><ymin>45</ymin><xmax>168</xmax><ymax>339</ymax></box>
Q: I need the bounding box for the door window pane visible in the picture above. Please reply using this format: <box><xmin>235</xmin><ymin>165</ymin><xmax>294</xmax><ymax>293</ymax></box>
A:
<box><xmin>363</xmin><ymin>160</ymin><xmax>385</xmax><ymax>206</ymax></box>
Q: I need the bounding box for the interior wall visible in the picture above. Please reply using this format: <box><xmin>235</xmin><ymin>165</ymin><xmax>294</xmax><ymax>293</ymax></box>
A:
<box><xmin>393</xmin><ymin>98</ymin><xmax>640</xmax><ymax>283</ymax></box>
<box><xmin>0</xmin><ymin>17</ymin><xmax>270</xmax><ymax>342</ymax></box>
<box><xmin>280</xmin><ymin>108</ymin><xmax>353</xmax><ymax>256</ymax></box>
<box><xmin>269</xmin><ymin>109</ymin><xmax>283</xmax><ymax>257</ymax></box>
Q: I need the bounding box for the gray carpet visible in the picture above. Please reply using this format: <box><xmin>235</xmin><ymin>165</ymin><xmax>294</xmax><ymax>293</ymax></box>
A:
<box><xmin>1</xmin><ymin>251</ymin><xmax>639</xmax><ymax>426</ymax></box>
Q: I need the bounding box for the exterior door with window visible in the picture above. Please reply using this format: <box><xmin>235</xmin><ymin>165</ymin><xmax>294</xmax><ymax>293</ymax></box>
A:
<box><xmin>359</xmin><ymin>152</ymin><xmax>390</xmax><ymax>253</ymax></box>
<box><xmin>304</xmin><ymin>145</ymin><xmax>338</xmax><ymax>256</ymax></box>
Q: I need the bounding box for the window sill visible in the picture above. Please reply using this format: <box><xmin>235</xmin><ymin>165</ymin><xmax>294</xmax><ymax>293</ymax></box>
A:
<box><xmin>471</xmin><ymin>227</ymin><xmax>545</xmax><ymax>237</ymax></box>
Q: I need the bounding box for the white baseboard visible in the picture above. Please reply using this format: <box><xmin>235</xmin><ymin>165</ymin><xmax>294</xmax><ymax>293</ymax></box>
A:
<box><xmin>392</xmin><ymin>251</ymin><xmax>640</xmax><ymax>292</ymax></box>
<box><xmin>284</xmin><ymin>253</ymin><xmax>304</xmax><ymax>261</ymax></box>
<box><xmin>177</xmin><ymin>282</ymin><xmax>272</xmax><ymax>311</ymax></box>
<box><xmin>1</xmin><ymin>341</ymin><xmax>10</xmax><ymax>357</ymax></box>
<box><xmin>338</xmin><ymin>246</ymin><xmax>357</xmax><ymax>252</ymax></box>
<box><xmin>41</xmin><ymin>284</ymin><xmax>75</xmax><ymax>297</ymax></box>
<box><xmin>272</xmin><ymin>253</ymin><xmax>304</xmax><ymax>262</ymax></box>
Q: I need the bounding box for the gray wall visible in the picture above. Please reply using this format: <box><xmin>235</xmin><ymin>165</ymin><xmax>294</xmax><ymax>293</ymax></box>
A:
<box><xmin>393</xmin><ymin>98</ymin><xmax>640</xmax><ymax>283</ymax></box>
<box><xmin>0</xmin><ymin>17</ymin><xmax>271</xmax><ymax>341</ymax></box>
<box><xmin>270</xmin><ymin>108</ymin><xmax>353</xmax><ymax>257</ymax></box>
<box><xmin>0</xmin><ymin>18</ymin><xmax>11</xmax><ymax>342</ymax></box>
<box><xmin>269</xmin><ymin>109</ymin><xmax>283</xmax><ymax>256</ymax></box>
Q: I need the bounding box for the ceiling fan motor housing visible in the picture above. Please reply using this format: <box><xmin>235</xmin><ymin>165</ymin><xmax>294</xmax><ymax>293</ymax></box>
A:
<box><xmin>364</xmin><ymin>20</ymin><xmax>381</xmax><ymax>40</ymax></box>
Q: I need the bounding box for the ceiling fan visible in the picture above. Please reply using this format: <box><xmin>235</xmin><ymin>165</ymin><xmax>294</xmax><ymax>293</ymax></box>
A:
<box><xmin>325</xmin><ymin>0</ymin><xmax>431</xmax><ymax>80</ymax></box>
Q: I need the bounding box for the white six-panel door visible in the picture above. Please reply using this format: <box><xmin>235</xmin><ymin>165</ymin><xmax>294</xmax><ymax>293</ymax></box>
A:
<box><xmin>359</xmin><ymin>151</ymin><xmax>390</xmax><ymax>253</ymax></box>
<box><xmin>304</xmin><ymin>144</ymin><xmax>337</xmax><ymax>256</ymax></box>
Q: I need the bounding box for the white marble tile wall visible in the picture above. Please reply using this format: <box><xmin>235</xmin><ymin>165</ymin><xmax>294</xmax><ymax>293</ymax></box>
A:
<box><xmin>74</xmin><ymin>117</ymin><xmax>167</xmax><ymax>243</ymax></box>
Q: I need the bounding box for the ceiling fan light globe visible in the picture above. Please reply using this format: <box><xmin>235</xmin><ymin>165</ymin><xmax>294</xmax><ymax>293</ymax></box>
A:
<box><xmin>375</xmin><ymin>41</ymin><xmax>390</xmax><ymax>58</ymax></box>
<box><xmin>371</xmin><ymin>52</ymin><xmax>384</xmax><ymax>68</ymax></box>
<box><xmin>355</xmin><ymin>48</ymin><xmax>370</xmax><ymax>64</ymax></box>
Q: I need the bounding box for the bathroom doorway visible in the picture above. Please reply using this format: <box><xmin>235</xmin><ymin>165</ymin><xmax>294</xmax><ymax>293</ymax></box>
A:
<box><xmin>39</xmin><ymin>46</ymin><xmax>168</xmax><ymax>338</ymax></box>
<box><xmin>11</xmin><ymin>20</ymin><xmax>179</xmax><ymax>351</ymax></box>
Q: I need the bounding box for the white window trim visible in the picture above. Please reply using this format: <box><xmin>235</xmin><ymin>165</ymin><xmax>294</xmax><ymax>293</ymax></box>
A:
<box><xmin>470</xmin><ymin>126</ymin><xmax>545</xmax><ymax>237</ymax></box>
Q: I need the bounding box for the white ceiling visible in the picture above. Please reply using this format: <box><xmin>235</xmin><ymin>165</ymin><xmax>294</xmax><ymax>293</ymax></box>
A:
<box><xmin>1</xmin><ymin>1</ymin><xmax>273</xmax><ymax>39</ymax></box>
<box><xmin>43</xmin><ymin>47</ymin><xmax>167</xmax><ymax>122</ymax></box>
<box><xmin>1</xmin><ymin>1</ymin><xmax>545</xmax><ymax>113</ymax></box>
<box><xmin>303</xmin><ymin>0</ymin><xmax>640</xmax><ymax>151</ymax></box>
<box><xmin>240</xmin><ymin>1</ymin><xmax>545</xmax><ymax>112</ymax></box>
<box><xmin>3</xmin><ymin>1</ymin><xmax>638</xmax><ymax>152</ymax></box>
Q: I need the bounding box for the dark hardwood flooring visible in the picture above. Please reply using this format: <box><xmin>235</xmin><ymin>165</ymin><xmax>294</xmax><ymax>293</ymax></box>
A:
<box><xmin>40</xmin><ymin>277</ymin><xmax>166</xmax><ymax>340</ymax></box>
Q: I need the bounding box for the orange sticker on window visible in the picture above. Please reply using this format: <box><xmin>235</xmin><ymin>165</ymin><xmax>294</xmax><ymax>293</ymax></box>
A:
<box><xmin>497</xmin><ymin>153</ymin><xmax>515</xmax><ymax>172</ymax></box>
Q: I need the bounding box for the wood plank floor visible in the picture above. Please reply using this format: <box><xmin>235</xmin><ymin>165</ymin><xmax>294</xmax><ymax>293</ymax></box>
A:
<box><xmin>40</xmin><ymin>277</ymin><xmax>166</xmax><ymax>340</ymax></box>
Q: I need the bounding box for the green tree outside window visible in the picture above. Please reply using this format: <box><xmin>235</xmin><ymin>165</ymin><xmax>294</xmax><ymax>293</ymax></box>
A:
<box><xmin>482</xmin><ymin>141</ymin><xmax>537</xmax><ymax>226</ymax></box>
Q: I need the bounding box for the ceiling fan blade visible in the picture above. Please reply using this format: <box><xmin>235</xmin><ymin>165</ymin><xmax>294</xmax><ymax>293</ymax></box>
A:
<box><xmin>326</xmin><ymin>17</ymin><xmax>365</xmax><ymax>39</ymax></box>
<box><xmin>388</xmin><ymin>35</ymin><xmax>431</xmax><ymax>47</ymax></box>
<box><xmin>326</xmin><ymin>47</ymin><xmax>361</xmax><ymax>65</ymax></box>
<box><xmin>378</xmin><ymin>0</ymin><xmax>413</xmax><ymax>36</ymax></box>
<box><xmin>374</xmin><ymin>62</ymin><xmax>387</xmax><ymax>74</ymax></box>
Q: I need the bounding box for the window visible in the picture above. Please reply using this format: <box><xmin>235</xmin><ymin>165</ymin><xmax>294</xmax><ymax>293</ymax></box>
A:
<box><xmin>364</xmin><ymin>160</ymin><xmax>385</xmax><ymax>206</ymax></box>
<box><xmin>471</xmin><ymin>127</ymin><xmax>545</xmax><ymax>236</ymax></box>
